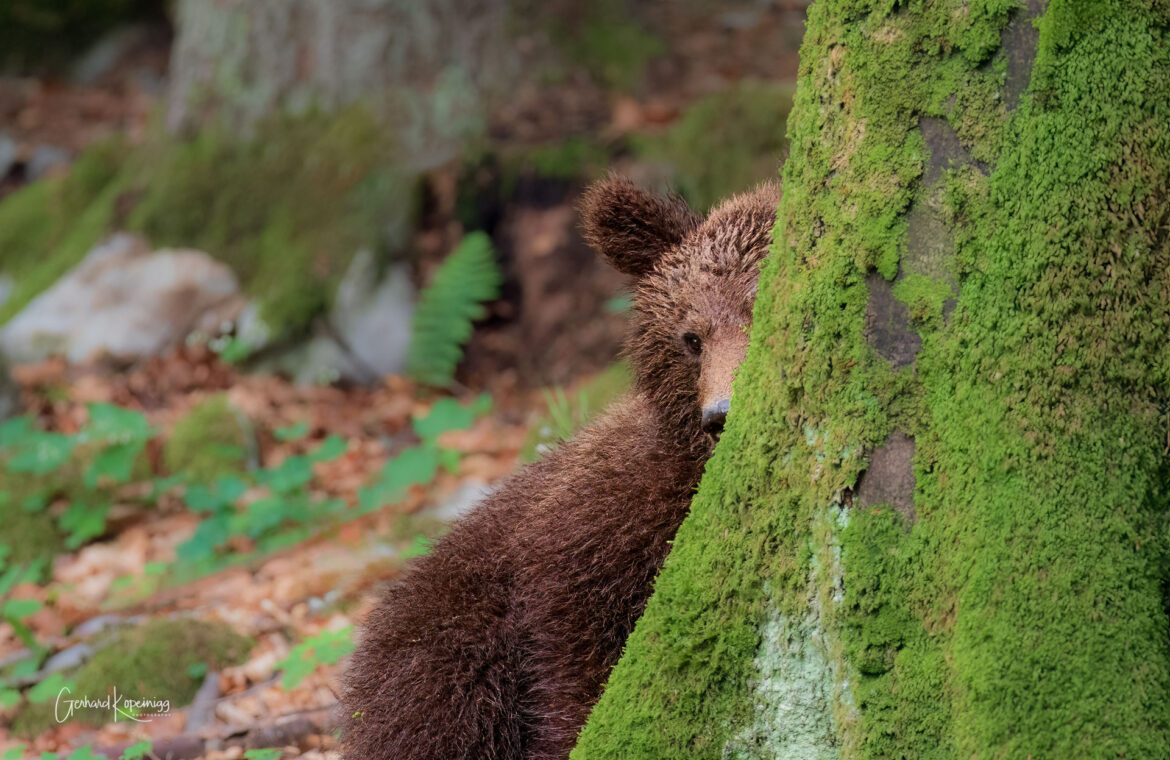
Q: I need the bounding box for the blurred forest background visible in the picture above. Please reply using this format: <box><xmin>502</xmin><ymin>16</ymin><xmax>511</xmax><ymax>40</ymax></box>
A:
<box><xmin>0</xmin><ymin>2</ymin><xmax>807</xmax><ymax>758</ymax></box>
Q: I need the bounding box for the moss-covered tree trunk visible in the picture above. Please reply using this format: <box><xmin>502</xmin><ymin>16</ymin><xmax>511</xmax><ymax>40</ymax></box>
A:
<box><xmin>574</xmin><ymin>1</ymin><xmax>1170</xmax><ymax>758</ymax></box>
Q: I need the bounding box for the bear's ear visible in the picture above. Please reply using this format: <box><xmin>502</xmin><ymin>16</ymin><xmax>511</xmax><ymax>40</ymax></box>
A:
<box><xmin>579</xmin><ymin>174</ymin><xmax>700</xmax><ymax>277</ymax></box>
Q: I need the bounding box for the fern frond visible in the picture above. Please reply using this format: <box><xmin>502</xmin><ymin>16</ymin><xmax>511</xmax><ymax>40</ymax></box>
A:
<box><xmin>406</xmin><ymin>231</ymin><xmax>502</xmax><ymax>387</ymax></box>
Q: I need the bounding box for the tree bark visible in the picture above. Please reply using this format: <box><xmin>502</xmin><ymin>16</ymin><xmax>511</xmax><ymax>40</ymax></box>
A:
<box><xmin>574</xmin><ymin>2</ymin><xmax>1170</xmax><ymax>758</ymax></box>
<box><xmin>166</xmin><ymin>0</ymin><xmax>518</xmax><ymax>167</ymax></box>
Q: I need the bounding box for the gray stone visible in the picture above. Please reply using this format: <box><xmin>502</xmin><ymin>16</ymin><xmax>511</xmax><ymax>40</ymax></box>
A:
<box><xmin>26</xmin><ymin>145</ymin><xmax>71</xmax><ymax>181</ymax></box>
<box><xmin>330</xmin><ymin>249</ymin><xmax>414</xmax><ymax>379</ymax></box>
<box><xmin>258</xmin><ymin>249</ymin><xmax>414</xmax><ymax>385</ymax></box>
<box><xmin>0</xmin><ymin>234</ymin><xmax>241</xmax><ymax>363</ymax></box>
<box><xmin>42</xmin><ymin>643</ymin><xmax>93</xmax><ymax>675</ymax></box>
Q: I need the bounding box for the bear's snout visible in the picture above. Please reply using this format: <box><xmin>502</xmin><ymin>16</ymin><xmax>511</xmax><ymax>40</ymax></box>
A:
<box><xmin>701</xmin><ymin>398</ymin><xmax>730</xmax><ymax>439</ymax></box>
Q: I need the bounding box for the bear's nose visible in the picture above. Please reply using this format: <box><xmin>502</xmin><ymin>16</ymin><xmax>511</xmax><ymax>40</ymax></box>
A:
<box><xmin>701</xmin><ymin>398</ymin><xmax>730</xmax><ymax>440</ymax></box>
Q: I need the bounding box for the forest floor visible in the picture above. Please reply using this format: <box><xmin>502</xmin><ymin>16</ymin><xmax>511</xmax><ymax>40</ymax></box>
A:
<box><xmin>1</xmin><ymin>347</ymin><xmax>547</xmax><ymax>759</ymax></box>
<box><xmin>0</xmin><ymin>5</ymin><xmax>805</xmax><ymax>757</ymax></box>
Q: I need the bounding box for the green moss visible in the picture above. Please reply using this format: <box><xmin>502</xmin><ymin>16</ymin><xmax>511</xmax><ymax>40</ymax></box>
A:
<box><xmin>0</xmin><ymin>108</ymin><xmax>411</xmax><ymax>335</ymax></box>
<box><xmin>0</xmin><ymin>489</ymin><xmax>64</xmax><ymax>568</ymax></box>
<box><xmin>577</xmin><ymin>1</ymin><xmax>1170</xmax><ymax>758</ymax></box>
<box><xmin>0</xmin><ymin>137</ymin><xmax>128</xmax><ymax>324</ymax></box>
<box><xmin>13</xmin><ymin>617</ymin><xmax>250</xmax><ymax>734</ymax></box>
<box><xmin>890</xmin><ymin>272</ymin><xmax>953</xmax><ymax>324</ymax></box>
<box><xmin>633</xmin><ymin>81</ymin><xmax>795</xmax><ymax>213</ymax></box>
<box><xmin>163</xmin><ymin>395</ymin><xmax>250</xmax><ymax>482</ymax></box>
<box><xmin>126</xmin><ymin>108</ymin><xmax>410</xmax><ymax>334</ymax></box>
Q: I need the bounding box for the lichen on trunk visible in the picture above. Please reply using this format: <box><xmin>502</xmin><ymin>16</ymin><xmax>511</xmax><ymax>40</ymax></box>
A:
<box><xmin>573</xmin><ymin>1</ymin><xmax>1170</xmax><ymax>758</ymax></box>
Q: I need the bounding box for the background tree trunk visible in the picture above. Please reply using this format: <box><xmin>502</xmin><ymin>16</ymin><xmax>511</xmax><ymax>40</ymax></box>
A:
<box><xmin>166</xmin><ymin>0</ymin><xmax>518</xmax><ymax>167</ymax></box>
<box><xmin>574</xmin><ymin>1</ymin><xmax>1170</xmax><ymax>758</ymax></box>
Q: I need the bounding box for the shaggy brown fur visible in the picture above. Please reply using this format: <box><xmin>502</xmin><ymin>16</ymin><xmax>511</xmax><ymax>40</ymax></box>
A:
<box><xmin>340</xmin><ymin>176</ymin><xmax>780</xmax><ymax>760</ymax></box>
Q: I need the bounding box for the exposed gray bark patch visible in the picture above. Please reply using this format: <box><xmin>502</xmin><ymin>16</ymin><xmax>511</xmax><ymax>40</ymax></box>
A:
<box><xmin>864</xmin><ymin>273</ymin><xmax>921</xmax><ymax>368</ymax></box>
<box><xmin>855</xmin><ymin>431</ymin><xmax>917</xmax><ymax>522</ymax></box>
<box><xmin>1002</xmin><ymin>0</ymin><xmax>1047</xmax><ymax>110</ymax></box>
<box><xmin>919</xmin><ymin>117</ymin><xmax>987</xmax><ymax>186</ymax></box>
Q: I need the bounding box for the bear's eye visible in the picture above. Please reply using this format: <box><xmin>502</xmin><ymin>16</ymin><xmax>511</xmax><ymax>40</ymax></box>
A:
<box><xmin>683</xmin><ymin>332</ymin><xmax>703</xmax><ymax>355</ymax></box>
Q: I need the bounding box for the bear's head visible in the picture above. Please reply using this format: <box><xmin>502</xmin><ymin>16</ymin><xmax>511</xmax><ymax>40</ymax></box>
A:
<box><xmin>581</xmin><ymin>174</ymin><xmax>779</xmax><ymax>451</ymax></box>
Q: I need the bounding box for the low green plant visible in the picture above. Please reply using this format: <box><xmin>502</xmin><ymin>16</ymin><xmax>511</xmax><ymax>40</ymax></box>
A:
<box><xmin>276</xmin><ymin>626</ymin><xmax>355</xmax><ymax>689</ymax></box>
<box><xmin>358</xmin><ymin>394</ymin><xmax>492</xmax><ymax>514</ymax></box>
<box><xmin>406</xmin><ymin>233</ymin><xmax>502</xmax><ymax>387</ymax></box>
<box><xmin>522</xmin><ymin>362</ymin><xmax>633</xmax><ymax>461</ymax></box>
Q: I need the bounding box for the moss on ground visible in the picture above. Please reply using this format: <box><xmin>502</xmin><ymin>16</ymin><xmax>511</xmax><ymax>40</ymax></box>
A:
<box><xmin>0</xmin><ymin>488</ymin><xmax>64</xmax><ymax>569</ymax></box>
<box><xmin>163</xmin><ymin>394</ymin><xmax>251</xmax><ymax>482</ymax></box>
<box><xmin>0</xmin><ymin>107</ymin><xmax>412</xmax><ymax>337</ymax></box>
<box><xmin>576</xmin><ymin>1</ymin><xmax>1170</xmax><ymax>758</ymax></box>
<box><xmin>14</xmin><ymin>618</ymin><xmax>251</xmax><ymax>734</ymax></box>
<box><xmin>633</xmin><ymin>81</ymin><xmax>795</xmax><ymax>212</ymax></box>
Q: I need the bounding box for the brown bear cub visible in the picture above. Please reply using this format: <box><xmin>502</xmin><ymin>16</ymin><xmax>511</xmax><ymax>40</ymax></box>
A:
<box><xmin>340</xmin><ymin>175</ymin><xmax>779</xmax><ymax>760</ymax></box>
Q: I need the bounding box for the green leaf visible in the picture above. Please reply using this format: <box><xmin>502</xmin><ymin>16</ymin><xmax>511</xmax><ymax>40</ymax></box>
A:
<box><xmin>259</xmin><ymin>456</ymin><xmax>313</xmax><ymax>494</ymax></box>
<box><xmin>277</xmin><ymin>627</ymin><xmax>355</xmax><ymax>689</ymax></box>
<box><xmin>66</xmin><ymin>747</ymin><xmax>99</xmax><ymax>760</ymax></box>
<box><xmin>11</xmin><ymin>657</ymin><xmax>41</xmax><ymax>679</ymax></box>
<box><xmin>243</xmin><ymin>750</ymin><xmax>282</xmax><ymax>760</ymax></box>
<box><xmin>149</xmin><ymin>474</ymin><xmax>185</xmax><ymax>499</ymax></box>
<box><xmin>7</xmin><ymin>432</ymin><xmax>76</xmax><ymax>475</ymax></box>
<box><xmin>184</xmin><ymin>475</ymin><xmax>247</xmax><ymax>514</ymax></box>
<box><xmin>119</xmin><ymin>740</ymin><xmax>153</xmax><ymax>760</ymax></box>
<box><xmin>41</xmin><ymin>753</ymin><xmax>59</xmax><ymax>760</ymax></box>
<box><xmin>437</xmin><ymin>447</ymin><xmax>461</xmax><ymax>475</ymax></box>
<box><xmin>2</xmin><ymin>598</ymin><xmax>43</xmax><ymax>619</ymax></box>
<box><xmin>357</xmin><ymin>483</ymin><xmax>394</xmax><ymax>515</ymax></box>
<box><xmin>380</xmin><ymin>445</ymin><xmax>439</xmax><ymax>495</ymax></box>
<box><xmin>274</xmin><ymin>421</ymin><xmax>309</xmax><ymax>442</ymax></box>
<box><xmin>0</xmin><ymin>689</ymin><xmax>20</xmax><ymax>710</ymax></box>
<box><xmin>406</xmin><ymin>232</ymin><xmax>502</xmax><ymax>387</ymax></box>
<box><xmin>309</xmin><ymin>497</ymin><xmax>347</xmax><ymax>518</ymax></box>
<box><xmin>82</xmin><ymin>403</ymin><xmax>151</xmax><ymax>444</ymax></box>
<box><xmin>412</xmin><ymin>395</ymin><xmax>492</xmax><ymax>440</ymax></box>
<box><xmin>307</xmin><ymin>435</ymin><xmax>347</xmax><ymax>463</ymax></box>
<box><xmin>243</xmin><ymin>496</ymin><xmax>295</xmax><ymax>537</ymax></box>
<box><xmin>0</xmin><ymin>416</ymin><xmax>32</xmax><ymax>448</ymax></box>
<box><xmin>27</xmin><ymin>672</ymin><xmax>72</xmax><ymax>704</ymax></box>
<box><xmin>215</xmin><ymin>336</ymin><xmax>251</xmax><ymax>365</ymax></box>
<box><xmin>402</xmin><ymin>535</ymin><xmax>432</xmax><ymax>560</ymax></box>
<box><xmin>58</xmin><ymin>502</ymin><xmax>110</xmax><ymax>550</ymax></box>
<box><xmin>21</xmin><ymin>490</ymin><xmax>49</xmax><ymax>513</ymax></box>
<box><xmin>0</xmin><ymin>561</ymin><xmax>44</xmax><ymax>596</ymax></box>
<box><xmin>187</xmin><ymin>662</ymin><xmax>208</xmax><ymax>680</ymax></box>
<box><xmin>176</xmin><ymin>515</ymin><xmax>233</xmax><ymax>561</ymax></box>
<box><xmin>84</xmin><ymin>440</ymin><xmax>145</xmax><ymax>487</ymax></box>
<box><xmin>144</xmin><ymin>561</ymin><xmax>168</xmax><ymax>575</ymax></box>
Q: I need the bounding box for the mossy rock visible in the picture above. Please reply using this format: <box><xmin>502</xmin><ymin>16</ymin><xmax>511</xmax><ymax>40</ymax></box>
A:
<box><xmin>0</xmin><ymin>489</ymin><xmax>64</xmax><ymax>569</ymax></box>
<box><xmin>14</xmin><ymin>617</ymin><xmax>251</xmax><ymax>733</ymax></box>
<box><xmin>0</xmin><ymin>139</ymin><xmax>128</xmax><ymax>325</ymax></box>
<box><xmin>163</xmin><ymin>394</ymin><xmax>252</xmax><ymax>482</ymax></box>
<box><xmin>0</xmin><ymin>108</ymin><xmax>414</xmax><ymax>340</ymax></box>
<box><xmin>633</xmin><ymin>80</ymin><xmax>794</xmax><ymax>213</ymax></box>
